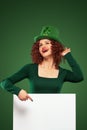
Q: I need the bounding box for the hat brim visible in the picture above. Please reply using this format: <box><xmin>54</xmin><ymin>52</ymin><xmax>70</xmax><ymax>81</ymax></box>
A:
<box><xmin>34</xmin><ymin>35</ymin><xmax>59</xmax><ymax>42</ymax></box>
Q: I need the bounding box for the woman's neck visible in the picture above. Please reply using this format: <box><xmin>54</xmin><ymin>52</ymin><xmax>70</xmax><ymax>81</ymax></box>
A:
<box><xmin>40</xmin><ymin>57</ymin><xmax>56</xmax><ymax>69</ymax></box>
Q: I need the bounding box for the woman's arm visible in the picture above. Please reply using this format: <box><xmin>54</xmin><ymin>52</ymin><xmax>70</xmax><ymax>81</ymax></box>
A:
<box><xmin>61</xmin><ymin>48</ymin><xmax>84</xmax><ymax>82</ymax></box>
<box><xmin>0</xmin><ymin>64</ymin><xmax>33</xmax><ymax>101</ymax></box>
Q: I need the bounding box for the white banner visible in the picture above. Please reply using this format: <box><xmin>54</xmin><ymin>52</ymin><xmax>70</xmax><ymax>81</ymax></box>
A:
<box><xmin>13</xmin><ymin>94</ymin><xmax>76</xmax><ymax>130</ymax></box>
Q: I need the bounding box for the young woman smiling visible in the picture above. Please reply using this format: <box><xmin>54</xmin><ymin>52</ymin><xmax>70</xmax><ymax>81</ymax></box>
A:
<box><xmin>0</xmin><ymin>26</ymin><xmax>84</xmax><ymax>101</ymax></box>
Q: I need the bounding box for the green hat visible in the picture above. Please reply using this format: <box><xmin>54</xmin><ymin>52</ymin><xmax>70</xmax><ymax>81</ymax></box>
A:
<box><xmin>34</xmin><ymin>26</ymin><xmax>60</xmax><ymax>42</ymax></box>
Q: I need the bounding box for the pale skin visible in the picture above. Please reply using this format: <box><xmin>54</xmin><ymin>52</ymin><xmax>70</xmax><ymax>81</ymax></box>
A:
<box><xmin>18</xmin><ymin>39</ymin><xmax>71</xmax><ymax>101</ymax></box>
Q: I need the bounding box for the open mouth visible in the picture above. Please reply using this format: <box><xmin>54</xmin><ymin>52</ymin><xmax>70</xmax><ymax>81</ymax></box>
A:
<box><xmin>42</xmin><ymin>49</ymin><xmax>49</xmax><ymax>53</ymax></box>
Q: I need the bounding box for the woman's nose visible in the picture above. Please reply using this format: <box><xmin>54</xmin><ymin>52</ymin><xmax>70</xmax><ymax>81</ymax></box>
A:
<box><xmin>42</xmin><ymin>43</ymin><xmax>48</xmax><ymax>48</ymax></box>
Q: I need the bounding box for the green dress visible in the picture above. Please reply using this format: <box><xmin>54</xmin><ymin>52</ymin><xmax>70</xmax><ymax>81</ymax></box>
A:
<box><xmin>0</xmin><ymin>53</ymin><xmax>84</xmax><ymax>95</ymax></box>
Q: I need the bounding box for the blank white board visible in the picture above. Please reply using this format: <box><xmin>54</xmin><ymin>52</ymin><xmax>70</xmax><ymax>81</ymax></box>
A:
<box><xmin>13</xmin><ymin>94</ymin><xmax>76</xmax><ymax>130</ymax></box>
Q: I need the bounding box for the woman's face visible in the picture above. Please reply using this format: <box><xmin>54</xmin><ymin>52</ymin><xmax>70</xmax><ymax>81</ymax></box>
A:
<box><xmin>39</xmin><ymin>39</ymin><xmax>52</xmax><ymax>58</ymax></box>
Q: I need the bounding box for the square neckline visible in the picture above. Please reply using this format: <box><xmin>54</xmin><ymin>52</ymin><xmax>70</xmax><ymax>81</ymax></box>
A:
<box><xmin>36</xmin><ymin>64</ymin><xmax>60</xmax><ymax>79</ymax></box>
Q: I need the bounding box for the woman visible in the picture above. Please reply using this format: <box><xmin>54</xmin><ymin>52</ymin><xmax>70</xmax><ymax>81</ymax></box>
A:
<box><xmin>0</xmin><ymin>26</ymin><xmax>84</xmax><ymax>101</ymax></box>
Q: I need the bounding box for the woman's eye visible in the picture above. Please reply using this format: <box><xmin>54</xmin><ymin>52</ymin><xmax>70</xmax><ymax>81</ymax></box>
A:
<box><xmin>46</xmin><ymin>42</ymin><xmax>50</xmax><ymax>44</ymax></box>
<box><xmin>39</xmin><ymin>44</ymin><xmax>42</xmax><ymax>47</ymax></box>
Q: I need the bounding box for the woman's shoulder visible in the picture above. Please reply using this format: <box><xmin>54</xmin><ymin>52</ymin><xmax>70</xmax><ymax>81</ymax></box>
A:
<box><xmin>22</xmin><ymin>63</ymin><xmax>37</xmax><ymax>69</ymax></box>
<box><xmin>59</xmin><ymin>66</ymin><xmax>68</xmax><ymax>74</ymax></box>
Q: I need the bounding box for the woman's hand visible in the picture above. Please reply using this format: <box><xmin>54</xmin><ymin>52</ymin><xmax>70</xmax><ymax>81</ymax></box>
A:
<box><xmin>61</xmin><ymin>48</ymin><xmax>71</xmax><ymax>56</ymax></box>
<box><xmin>18</xmin><ymin>89</ymin><xmax>33</xmax><ymax>101</ymax></box>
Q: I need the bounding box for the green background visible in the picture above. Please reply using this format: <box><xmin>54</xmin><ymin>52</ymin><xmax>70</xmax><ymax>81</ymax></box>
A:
<box><xmin>0</xmin><ymin>0</ymin><xmax>87</xmax><ymax>130</ymax></box>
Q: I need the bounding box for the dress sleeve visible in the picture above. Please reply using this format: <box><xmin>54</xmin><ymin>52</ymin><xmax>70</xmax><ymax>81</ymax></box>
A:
<box><xmin>0</xmin><ymin>64</ymin><xmax>30</xmax><ymax>95</ymax></box>
<box><xmin>64</xmin><ymin>53</ymin><xmax>84</xmax><ymax>82</ymax></box>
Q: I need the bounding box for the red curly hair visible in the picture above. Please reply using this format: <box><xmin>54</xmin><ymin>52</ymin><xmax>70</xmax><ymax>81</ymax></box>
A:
<box><xmin>31</xmin><ymin>39</ymin><xmax>64</xmax><ymax>69</ymax></box>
